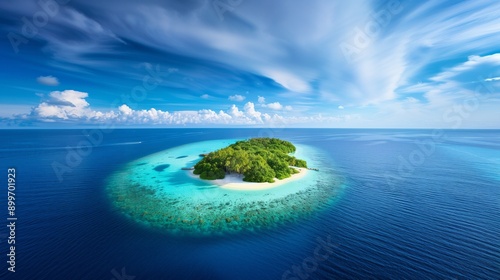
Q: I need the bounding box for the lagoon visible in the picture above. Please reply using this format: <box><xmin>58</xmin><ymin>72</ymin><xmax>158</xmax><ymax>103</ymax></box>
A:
<box><xmin>106</xmin><ymin>139</ymin><xmax>341</xmax><ymax>236</ymax></box>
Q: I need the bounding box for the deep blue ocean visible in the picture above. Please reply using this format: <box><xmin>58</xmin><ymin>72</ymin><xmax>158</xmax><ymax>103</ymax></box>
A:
<box><xmin>0</xmin><ymin>129</ymin><xmax>498</xmax><ymax>279</ymax></box>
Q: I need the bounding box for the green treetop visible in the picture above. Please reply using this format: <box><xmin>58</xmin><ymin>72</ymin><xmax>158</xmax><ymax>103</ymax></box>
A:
<box><xmin>193</xmin><ymin>138</ymin><xmax>307</xmax><ymax>183</ymax></box>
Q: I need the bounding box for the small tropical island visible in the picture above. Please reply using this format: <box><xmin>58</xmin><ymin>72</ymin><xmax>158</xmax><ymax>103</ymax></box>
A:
<box><xmin>107</xmin><ymin>138</ymin><xmax>337</xmax><ymax>236</ymax></box>
<box><xmin>193</xmin><ymin>138</ymin><xmax>308</xmax><ymax>184</ymax></box>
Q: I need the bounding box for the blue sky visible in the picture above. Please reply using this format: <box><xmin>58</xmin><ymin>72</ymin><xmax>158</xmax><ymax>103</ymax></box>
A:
<box><xmin>1</xmin><ymin>0</ymin><xmax>499</xmax><ymax>128</ymax></box>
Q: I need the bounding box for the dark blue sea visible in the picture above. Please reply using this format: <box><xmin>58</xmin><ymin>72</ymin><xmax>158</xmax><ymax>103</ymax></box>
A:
<box><xmin>0</xmin><ymin>129</ymin><xmax>498</xmax><ymax>279</ymax></box>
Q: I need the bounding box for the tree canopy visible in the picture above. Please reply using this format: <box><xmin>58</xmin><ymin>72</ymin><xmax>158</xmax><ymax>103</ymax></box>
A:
<box><xmin>193</xmin><ymin>138</ymin><xmax>307</xmax><ymax>183</ymax></box>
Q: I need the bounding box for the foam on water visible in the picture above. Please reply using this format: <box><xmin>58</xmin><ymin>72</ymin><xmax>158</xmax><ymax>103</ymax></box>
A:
<box><xmin>106</xmin><ymin>139</ymin><xmax>341</xmax><ymax>236</ymax></box>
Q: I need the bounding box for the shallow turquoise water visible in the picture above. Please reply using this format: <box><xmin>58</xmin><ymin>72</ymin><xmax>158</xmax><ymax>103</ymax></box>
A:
<box><xmin>106</xmin><ymin>139</ymin><xmax>342</xmax><ymax>236</ymax></box>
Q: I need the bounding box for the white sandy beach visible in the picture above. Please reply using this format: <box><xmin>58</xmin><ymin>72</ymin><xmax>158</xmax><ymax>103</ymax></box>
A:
<box><xmin>189</xmin><ymin>167</ymin><xmax>309</xmax><ymax>191</ymax></box>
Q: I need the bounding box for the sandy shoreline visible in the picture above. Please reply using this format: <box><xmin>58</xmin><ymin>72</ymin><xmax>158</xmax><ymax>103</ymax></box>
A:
<box><xmin>188</xmin><ymin>167</ymin><xmax>309</xmax><ymax>191</ymax></box>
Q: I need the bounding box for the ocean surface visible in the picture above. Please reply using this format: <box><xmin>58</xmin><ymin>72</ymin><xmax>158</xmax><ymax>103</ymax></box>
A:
<box><xmin>0</xmin><ymin>129</ymin><xmax>498</xmax><ymax>279</ymax></box>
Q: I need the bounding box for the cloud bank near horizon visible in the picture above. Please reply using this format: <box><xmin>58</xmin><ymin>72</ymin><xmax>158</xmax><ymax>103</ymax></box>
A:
<box><xmin>11</xmin><ymin>89</ymin><xmax>352</xmax><ymax>127</ymax></box>
<box><xmin>0</xmin><ymin>0</ymin><xmax>500</xmax><ymax>128</ymax></box>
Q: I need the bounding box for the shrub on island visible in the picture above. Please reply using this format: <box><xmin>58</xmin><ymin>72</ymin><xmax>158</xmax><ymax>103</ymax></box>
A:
<box><xmin>193</xmin><ymin>138</ymin><xmax>307</xmax><ymax>183</ymax></box>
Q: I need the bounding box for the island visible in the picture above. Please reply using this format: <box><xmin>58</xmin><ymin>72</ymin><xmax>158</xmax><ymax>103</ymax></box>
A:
<box><xmin>107</xmin><ymin>138</ymin><xmax>336</xmax><ymax>236</ymax></box>
<box><xmin>193</xmin><ymin>138</ymin><xmax>308</xmax><ymax>185</ymax></box>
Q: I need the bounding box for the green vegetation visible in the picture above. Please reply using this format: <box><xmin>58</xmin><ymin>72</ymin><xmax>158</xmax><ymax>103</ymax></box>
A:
<box><xmin>193</xmin><ymin>138</ymin><xmax>307</xmax><ymax>183</ymax></box>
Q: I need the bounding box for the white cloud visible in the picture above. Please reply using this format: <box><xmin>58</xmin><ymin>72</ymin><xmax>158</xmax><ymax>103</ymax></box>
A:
<box><xmin>228</xmin><ymin>94</ymin><xmax>246</xmax><ymax>102</ymax></box>
<box><xmin>228</xmin><ymin>104</ymin><xmax>245</xmax><ymax>118</ymax></box>
<box><xmin>485</xmin><ymin>77</ymin><xmax>500</xmax><ymax>82</ymax></box>
<box><xmin>262</xmin><ymin>69</ymin><xmax>311</xmax><ymax>93</ymax></box>
<box><xmin>398</xmin><ymin>54</ymin><xmax>500</xmax><ymax>107</ymax></box>
<box><xmin>258</xmin><ymin>96</ymin><xmax>266</xmax><ymax>104</ymax></box>
<box><xmin>200</xmin><ymin>94</ymin><xmax>210</xmax><ymax>99</ymax></box>
<box><xmin>265</xmin><ymin>102</ymin><xmax>283</xmax><ymax>110</ymax></box>
<box><xmin>50</xmin><ymin>90</ymin><xmax>89</xmax><ymax>108</ymax></box>
<box><xmin>421</xmin><ymin>53</ymin><xmax>500</xmax><ymax>108</ymax></box>
<box><xmin>17</xmin><ymin>89</ymin><xmax>363</xmax><ymax>127</ymax></box>
<box><xmin>338</xmin><ymin>105</ymin><xmax>344</xmax><ymax>110</ymax></box>
<box><xmin>36</xmin><ymin>76</ymin><xmax>60</xmax><ymax>86</ymax></box>
<box><xmin>119</xmin><ymin>104</ymin><xmax>133</xmax><ymax>115</ymax></box>
<box><xmin>243</xmin><ymin>102</ymin><xmax>262</xmax><ymax>122</ymax></box>
<box><xmin>316</xmin><ymin>1</ymin><xmax>500</xmax><ymax>106</ymax></box>
<box><xmin>369</xmin><ymin>53</ymin><xmax>500</xmax><ymax>128</ymax></box>
<box><xmin>32</xmin><ymin>90</ymin><xmax>91</xmax><ymax>119</ymax></box>
<box><xmin>259</xmin><ymin>100</ymin><xmax>293</xmax><ymax>111</ymax></box>
<box><xmin>431</xmin><ymin>53</ymin><xmax>500</xmax><ymax>82</ymax></box>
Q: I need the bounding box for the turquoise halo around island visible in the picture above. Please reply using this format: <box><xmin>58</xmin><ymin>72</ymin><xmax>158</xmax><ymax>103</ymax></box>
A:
<box><xmin>106</xmin><ymin>139</ymin><xmax>342</xmax><ymax>236</ymax></box>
